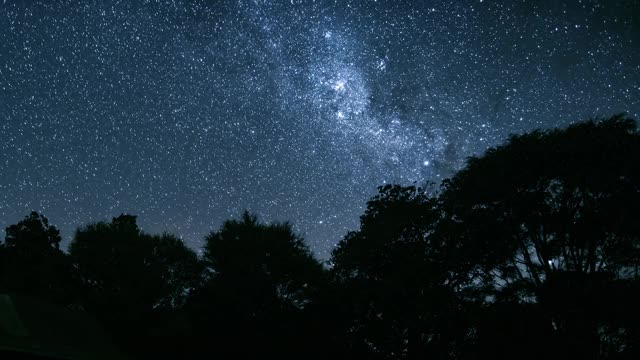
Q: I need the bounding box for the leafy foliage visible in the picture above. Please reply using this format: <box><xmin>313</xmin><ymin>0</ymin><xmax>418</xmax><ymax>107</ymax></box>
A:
<box><xmin>331</xmin><ymin>184</ymin><xmax>470</xmax><ymax>358</ymax></box>
<box><xmin>440</xmin><ymin>115</ymin><xmax>640</xmax><ymax>358</ymax></box>
<box><xmin>69</xmin><ymin>214</ymin><xmax>203</xmax><ymax>357</ymax></box>
<box><xmin>189</xmin><ymin>211</ymin><xmax>326</xmax><ymax>354</ymax></box>
<box><xmin>0</xmin><ymin>212</ymin><xmax>76</xmax><ymax>306</ymax></box>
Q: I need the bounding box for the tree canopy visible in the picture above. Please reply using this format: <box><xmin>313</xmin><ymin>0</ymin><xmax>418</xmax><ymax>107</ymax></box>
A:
<box><xmin>68</xmin><ymin>214</ymin><xmax>203</xmax><ymax>357</ymax></box>
<box><xmin>188</xmin><ymin>211</ymin><xmax>326</xmax><ymax>354</ymax></box>
<box><xmin>1</xmin><ymin>115</ymin><xmax>639</xmax><ymax>359</ymax></box>
<box><xmin>439</xmin><ymin>115</ymin><xmax>640</xmax><ymax>358</ymax></box>
<box><xmin>0</xmin><ymin>212</ymin><xmax>75</xmax><ymax>306</ymax></box>
<box><xmin>441</xmin><ymin>115</ymin><xmax>640</xmax><ymax>292</ymax></box>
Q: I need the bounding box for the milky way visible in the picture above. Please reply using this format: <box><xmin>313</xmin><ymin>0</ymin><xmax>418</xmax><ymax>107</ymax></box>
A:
<box><xmin>1</xmin><ymin>0</ymin><xmax>639</xmax><ymax>258</ymax></box>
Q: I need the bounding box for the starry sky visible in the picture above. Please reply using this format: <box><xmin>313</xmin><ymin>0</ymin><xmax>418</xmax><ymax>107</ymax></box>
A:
<box><xmin>1</xmin><ymin>0</ymin><xmax>639</xmax><ymax>259</ymax></box>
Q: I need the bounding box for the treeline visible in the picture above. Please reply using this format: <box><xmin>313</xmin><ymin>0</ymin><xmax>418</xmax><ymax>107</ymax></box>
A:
<box><xmin>1</xmin><ymin>114</ymin><xmax>640</xmax><ymax>359</ymax></box>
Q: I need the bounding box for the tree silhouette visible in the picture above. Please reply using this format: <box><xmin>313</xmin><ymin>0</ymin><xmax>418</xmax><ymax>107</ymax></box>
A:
<box><xmin>188</xmin><ymin>211</ymin><xmax>326</xmax><ymax>355</ymax></box>
<box><xmin>1</xmin><ymin>115</ymin><xmax>639</xmax><ymax>358</ymax></box>
<box><xmin>440</xmin><ymin>114</ymin><xmax>640</xmax><ymax>358</ymax></box>
<box><xmin>5</xmin><ymin>211</ymin><xmax>62</xmax><ymax>250</ymax></box>
<box><xmin>69</xmin><ymin>214</ymin><xmax>203</xmax><ymax>357</ymax></box>
<box><xmin>0</xmin><ymin>212</ymin><xmax>77</xmax><ymax>306</ymax></box>
<box><xmin>331</xmin><ymin>184</ymin><xmax>471</xmax><ymax>359</ymax></box>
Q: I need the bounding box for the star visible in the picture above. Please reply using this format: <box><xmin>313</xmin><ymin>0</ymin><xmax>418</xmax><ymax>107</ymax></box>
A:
<box><xmin>333</xmin><ymin>80</ymin><xmax>346</xmax><ymax>92</ymax></box>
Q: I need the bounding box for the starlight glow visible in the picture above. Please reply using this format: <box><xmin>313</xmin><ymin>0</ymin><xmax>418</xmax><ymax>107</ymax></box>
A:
<box><xmin>0</xmin><ymin>0</ymin><xmax>637</xmax><ymax>259</ymax></box>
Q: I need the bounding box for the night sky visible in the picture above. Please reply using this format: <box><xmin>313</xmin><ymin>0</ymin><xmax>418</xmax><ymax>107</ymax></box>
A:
<box><xmin>1</xmin><ymin>0</ymin><xmax>639</xmax><ymax>259</ymax></box>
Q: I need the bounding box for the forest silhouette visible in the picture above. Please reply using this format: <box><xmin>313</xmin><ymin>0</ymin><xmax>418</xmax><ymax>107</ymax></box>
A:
<box><xmin>1</xmin><ymin>114</ymin><xmax>639</xmax><ymax>359</ymax></box>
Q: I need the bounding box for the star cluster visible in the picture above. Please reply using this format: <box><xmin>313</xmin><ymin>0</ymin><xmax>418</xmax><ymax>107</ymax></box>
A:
<box><xmin>1</xmin><ymin>0</ymin><xmax>639</xmax><ymax>258</ymax></box>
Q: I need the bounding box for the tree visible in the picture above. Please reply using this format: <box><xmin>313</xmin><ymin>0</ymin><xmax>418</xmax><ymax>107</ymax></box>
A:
<box><xmin>5</xmin><ymin>211</ymin><xmax>62</xmax><ymax>250</ymax></box>
<box><xmin>69</xmin><ymin>214</ymin><xmax>204</xmax><ymax>357</ymax></box>
<box><xmin>0</xmin><ymin>212</ymin><xmax>76</xmax><ymax>306</ymax></box>
<box><xmin>331</xmin><ymin>184</ymin><xmax>470</xmax><ymax>359</ymax></box>
<box><xmin>440</xmin><ymin>115</ymin><xmax>640</xmax><ymax>358</ymax></box>
<box><xmin>188</xmin><ymin>211</ymin><xmax>326</xmax><ymax>354</ymax></box>
<box><xmin>146</xmin><ymin>232</ymin><xmax>204</xmax><ymax>309</ymax></box>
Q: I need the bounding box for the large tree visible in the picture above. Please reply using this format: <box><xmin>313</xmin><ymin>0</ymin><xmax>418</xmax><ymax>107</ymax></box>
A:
<box><xmin>440</xmin><ymin>115</ymin><xmax>640</xmax><ymax>358</ymax></box>
<box><xmin>69</xmin><ymin>214</ymin><xmax>204</xmax><ymax>356</ymax></box>
<box><xmin>331</xmin><ymin>184</ymin><xmax>471</xmax><ymax>359</ymax></box>
<box><xmin>189</xmin><ymin>211</ymin><xmax>326</xmax><ymax>354</ymax></box>
<box><xmin>0</xmin><ymin>212</ymin><xmax>76</xmax><ymax>306</ymax></box>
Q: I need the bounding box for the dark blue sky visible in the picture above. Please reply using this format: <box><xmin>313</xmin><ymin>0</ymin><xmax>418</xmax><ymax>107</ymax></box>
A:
<box><xmin>1</xmin><ymin>0</ymin><xmax>638</xmax><ymax>258</ymax></box>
